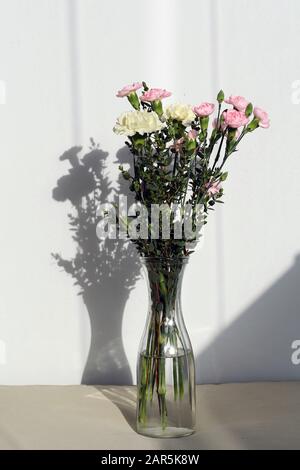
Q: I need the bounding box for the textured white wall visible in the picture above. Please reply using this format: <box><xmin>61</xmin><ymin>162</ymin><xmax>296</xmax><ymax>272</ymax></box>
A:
<box><xmin>0</xmin><ymin>0</ymin><xmax>299</xmax><ymax>384</ymax></box>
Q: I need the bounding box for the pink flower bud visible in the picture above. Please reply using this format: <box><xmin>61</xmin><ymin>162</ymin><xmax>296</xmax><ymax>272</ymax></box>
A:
<box><xmin>205</xmin><ymin>181</ymin><xmax>222</xmax><ymax>196</ymax></box>
<box><xmin>253</xmin><ymin>107</ymin><xmax>270</xmax><ymax>128</ymax></box>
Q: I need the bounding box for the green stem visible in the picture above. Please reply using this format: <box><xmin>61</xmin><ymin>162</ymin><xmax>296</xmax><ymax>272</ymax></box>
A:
<box><xmin>172</xmin><ymin>330</ymin><xmax>179</xmax><ymax>401</ymax></box>
<box><xmin>138</xmin><ymin>262</ymin><xmax>184</xmax><ymax>430</ymax></box>
<box><xmin>178</xmin><ymin>355</ymin><xmax>185</xmax><ymax>399</ymax></box>
<box><xmin>219</xmin><ymin>128</ymin><xmax>248</xmax><ymax>170</ymax></box>
<box><xmin>212</xmin><ymin>128</ymin><xmax>227</xmax><ymax>171</ymax></box>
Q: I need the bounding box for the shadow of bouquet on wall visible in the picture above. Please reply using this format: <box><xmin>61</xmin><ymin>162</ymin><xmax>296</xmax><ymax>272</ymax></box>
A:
<box><xmin>52</xmin><ymin>140</ymin><xmax>140</xmax><ymax>384</ymax></box>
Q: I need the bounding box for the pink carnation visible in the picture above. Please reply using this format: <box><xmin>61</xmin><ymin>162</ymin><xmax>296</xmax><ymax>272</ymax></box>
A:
<box><xmin>205</xmin><ymin>181</ymin><xmax>222</xmax><ymax>196</ymax></box>
<box><xmin>193</xmin><ymin>102</ymin><xmax>215</xmax><ymax>117</ymax></box>
<box><xmin>140</xmin><ymin>88</ymin><xmax>172</xmax><ymax>102</ymax></box>
<box><xmin>116</xmin><ymin>82</ymin><xmax>143</xmax><ymax>97</ymax></box>
<box><xmin>188</xmin><ymin>129</ymin><xmax>198</xmax><ymax>140</ymax></box>
<box><xmin>213</xmin><ymin>117</ymin><xmax>241</xmax><ymax>138</ymax></box>
<box><xmin>253</xmin><ymin>107</ymin><xmax>270</xmax><ymax>128</ymax></box>
<box><xmin>225</xmin><ymin>95</ymin><xmax>249</xmax><ymax>112</ymax></box>
<box><xmin>223</xmin><ymin>109</ymin><xmax>249</xmax><ymax>129</ymax></box>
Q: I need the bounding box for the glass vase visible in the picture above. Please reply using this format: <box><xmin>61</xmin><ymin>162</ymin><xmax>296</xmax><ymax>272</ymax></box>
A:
<box><xmin>136</xmin><ymin>257</ymin><xmax>196</xmax><ymax>438</ymax></box>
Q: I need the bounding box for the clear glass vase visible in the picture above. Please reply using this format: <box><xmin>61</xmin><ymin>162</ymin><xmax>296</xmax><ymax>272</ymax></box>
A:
<box><xmin>136</xmin><ymin>257</ymin><xmax>196</xmax><ymax>438</ymax></box>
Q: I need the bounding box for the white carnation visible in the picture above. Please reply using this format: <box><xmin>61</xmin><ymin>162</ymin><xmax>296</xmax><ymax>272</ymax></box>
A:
<box><xmin>165</xmin><ymin>103</ymin><xmax>195</xmax><ymax>126</ymax></box>
<box><xmin>113</xmin><ymin>110</ymin><xmax>165</xmax><ymax>136</ymax></box>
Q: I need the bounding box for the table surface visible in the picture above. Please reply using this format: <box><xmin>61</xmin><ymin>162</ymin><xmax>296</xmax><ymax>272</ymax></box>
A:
<box><xmin>0</xmin><ymin>383</ymin><xmax>300</xmax><ymax>450</ymax></box>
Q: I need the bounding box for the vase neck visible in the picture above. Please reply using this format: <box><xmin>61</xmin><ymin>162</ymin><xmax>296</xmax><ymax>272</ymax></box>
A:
<box><xmin>142</xmin><ymin>257</ymin><xmax>187</xmax><ymax>319</ymax></box>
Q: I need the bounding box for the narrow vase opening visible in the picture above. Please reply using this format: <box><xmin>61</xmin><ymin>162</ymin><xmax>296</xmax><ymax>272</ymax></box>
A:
<box><xmin>136</xmin><ymin>257</ymin><xmax>196</xmax><ymax>438</ymax></box>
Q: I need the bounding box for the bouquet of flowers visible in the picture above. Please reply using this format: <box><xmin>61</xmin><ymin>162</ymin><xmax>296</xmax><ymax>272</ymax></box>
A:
<box><xmin>114</xmin><ymin>82</ymin><xmax>269</xmax><ymax>257</ymax></box>
<box><xmin>114</xmin><ymin>82</ymin><xmax>269</xmax><ymax>436</ymax></box>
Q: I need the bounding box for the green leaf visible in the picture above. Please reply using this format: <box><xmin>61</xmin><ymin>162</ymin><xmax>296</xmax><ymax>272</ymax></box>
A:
<box><xmin>210</xmin><ymin>128</ymin><xmax>217</xmax><ymax>139</ymax></box>
<box><xmin>226</xmin><ymin>139</ymin><xmax>236</xmax><ymax>153</ymax></box>
<box><xmin>133</xmin><ymin>180</ymin><xmax>140</xmax><ymax>191</ymax></box>
<box><xmin>186</xmin><ymin>139</ymin><xmax>196</xmax><ymax>151</ymax></box>
<box><xmin>220</xmin><ymin>171</ymin><xmax>228</xmax><ymax>181</ymax></box>
<box><xmin>122</xmin><ymin>171</ymin><xmax>131</xmax><ymax>180</ymax></box>
<box><xmin>131</xmin><ymin>134</ymin><xmax>145</xmax><ymax>147</ymax></box>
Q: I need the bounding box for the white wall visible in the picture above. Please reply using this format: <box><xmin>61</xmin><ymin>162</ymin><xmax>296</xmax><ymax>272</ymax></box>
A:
<box><xmin>0</xmin><ymin>0</ymin><xmax>299</xmax><ymax>384</ymax></box>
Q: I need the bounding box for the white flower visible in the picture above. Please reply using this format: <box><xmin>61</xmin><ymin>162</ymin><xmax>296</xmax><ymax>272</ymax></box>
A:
<box><xmin>165</xmin><ymin>103</ymin><xmax>195</xmax><ymax>126</ymax></box>
<box><xmin>113</xmin><ymin>110</ymin><xmax>165</xmax><ymax>136</ymax></box>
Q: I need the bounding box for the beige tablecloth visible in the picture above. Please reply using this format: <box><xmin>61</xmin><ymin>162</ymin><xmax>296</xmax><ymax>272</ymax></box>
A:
<box><xmin>0</xmin><ymin>383</ymin><xmax>300</xmax><ymax>450</ymax></box>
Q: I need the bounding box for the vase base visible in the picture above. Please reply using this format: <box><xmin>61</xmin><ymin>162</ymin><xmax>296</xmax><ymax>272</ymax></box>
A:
<box><xmin>136</xmin><ymin>426</ymin><xmax>195</xmax><ymax>439</ymax></box>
